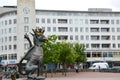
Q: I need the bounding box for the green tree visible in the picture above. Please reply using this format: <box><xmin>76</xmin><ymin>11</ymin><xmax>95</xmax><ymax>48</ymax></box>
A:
<box><xmin>73</xmin><ymin>43</ymin><xmax>87</xmax><ymax>72</ymax></box>
<box><xmin>42</xmin><ymin>35</ymin><xmax>60</xmax><ymax>76</ymax></box>
<box><xmin>42</xmin><ymin>35</ymin><xmax>59</xmax><ymax>64</ymax></box>
<box><xmin>58</xmin><ymin>41</ymin><xmax>77</xmax><ymax>76</ymax></box>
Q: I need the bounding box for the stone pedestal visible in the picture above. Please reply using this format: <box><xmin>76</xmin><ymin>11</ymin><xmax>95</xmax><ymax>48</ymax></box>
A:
<box><xmin>3</xmin><ymin>76</ymin><xmax>45</xmax><ymax>80</ymax></box>
<box><xmin>27</xmin><ymin>76</ymin><xmax>45</xmax><ymax>80</ymax></box>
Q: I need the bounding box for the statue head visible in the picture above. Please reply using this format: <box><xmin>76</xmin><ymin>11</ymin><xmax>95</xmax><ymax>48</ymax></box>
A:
<box><xmin>32</xmin><ymin>28</ymin><xmax>44</xmax><ymax>35</ymax></box>
<box><xmin>32</xmin><ymin>28</ymin><xmax>46</xmax><ymax>45</ymax></box>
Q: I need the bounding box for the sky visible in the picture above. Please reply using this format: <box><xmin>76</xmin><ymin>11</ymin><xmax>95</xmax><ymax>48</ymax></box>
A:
<box><xmin>0</xmin><ymin>0</ymin><xmax>120</xmax><ymax>11</ymax></box>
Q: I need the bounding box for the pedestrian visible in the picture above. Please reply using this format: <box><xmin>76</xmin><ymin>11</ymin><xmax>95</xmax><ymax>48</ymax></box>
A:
<box><xmin>11</xmin><ymin>66</ymin><xmax>19</xmax><ymax>80</ymax></box>
<box><xmin>74</xmin><ymin>64</ymin><xmax>78</xmax><ymax>73</ymax></box>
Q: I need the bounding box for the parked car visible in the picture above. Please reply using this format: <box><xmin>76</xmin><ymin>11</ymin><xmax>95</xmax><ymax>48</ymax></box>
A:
<box><xmin>111</xmin><ymin>66</ymin><xmax>120</xmax><ymax>72</ymax></box>
<box><xmin>89</xmin><ymin>62</ymin><xmax>109</xmax><ymax>71</ymax></box>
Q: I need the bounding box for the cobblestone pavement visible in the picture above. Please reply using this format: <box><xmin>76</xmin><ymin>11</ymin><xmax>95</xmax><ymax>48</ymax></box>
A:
<box><xmin>2</xmin><ymin>72</ymin><xmax>120</xmax><ymax>80</ymax></box>
<box><xmin>45</xmin><ymin>72</ymin><xmax>120</xmax><ymax>80</ymax></box>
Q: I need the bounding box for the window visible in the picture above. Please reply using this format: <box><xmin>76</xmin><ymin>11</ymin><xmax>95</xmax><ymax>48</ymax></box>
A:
<box><xmin>70</xmin><ymin>27</ymin><xmax>73</xmax><ymax>32</ymax></box>
<box><xmin>58</xmin><ymin>19</ymin><xmax>67</xmax><ymax>24</ymax></box>
<box><xmin>24</xmin><ymin>26</ymin><xmax>29</xmax><ymax>32</ymax></box>
<box><xmin>9</xmin><ymin>19</ymin><xmax>12</xmax><ymax>24</ymax></box>
<box><xmin>101</xmin><ymin>36</ymin><xmax>110</xmax><ymax>40</ymax></box>
<box><xmin>13</xmin><ymin>44</ymin><xmax>17</xmax><ymax>50</ymax></box>
<box><xmin>118</xmin><ymin>44</ymin><xmax>120</xmax><ymax>48</ymax></box>
<box><xmin>24</xmin><ymin>17</ymin><xmax>29</xmax><ymax>23</ymax></box>
<box><xmin>86</xmin><ymin>52</ymin><xmax>91</xmax><ymax>57</ymax></box>
<box><xmin>100</xmin><ymin>20</ymin><xmax>109</xmax><ymax>24</ymax></box>
<box><xmin>58</xmin><ymin>27</ymin><xmax>68</xmax><ymax>32</ymax></box>
<box><xmin>80</xmin><ymin>27</ymin><xmax>83</xmax><ymax>32</ymax></box>
<box><xmin>92</xmin><ymin>52</ymin><xmax>101</xmax><ymax>57</ymax></box>
<box><xmin>5</xmin><ymin>20</ymin><xmax>7</xmax><ymax>25</ymax></box>
<box><xmin>91</xmin><ymin>44</ymin><xmax>100</xmax><ymax>48</ymax></box>
<box><xmin>85</xmin><ymin>19</ymin><xmax>88</xmax><ymax>24</ymax></box>
<box><xmin>117</xmin><ymin>36</ymin><xmax>120</xmax><ymax>40</ymax></box>
<box><xmin>91</xmin><ymin>36</ymin><xmax>99</xmax><ymax>40</ymax></box>
<box><xmin>58</xmin><ymin>35</ymin><xmax>68</xmax><ymax>40</ymax></box>
<box><xmin>111</xmin><ymin>20</ymin><xmax>114</xmax><ymax>24</ymax></box>
<box><xmin>47</xmin><ymin>27</ymin><xmax>51</xmax><ymax>32</ymax></box>
<box><xmin>75</xmin><ymin>19</ymin><xmax>78</xmax><ymax>24</ymax></box>
<box><xmin>70</xmin><ymin>35</ymin><xmax>73</xmax><ymax>40</ymax></box>
<box><xmin>2</xmin><ymin>21</ymin><xmax>3</xmax><ymax>26</ymax></box>
<box><xmin>117</xmin><ymin>28</ymin><xmax>120</xmax><ymax>32</ymax></box>
<box><xmin>90</xmin><ymin>20</ymin><xmax>99</xmax><ymax>24</ymax></box>
<box><xmin>53</xmin><ymin>27</ymin><xmax>56</xmax><ymax>32</ymax></box>
<box><xmin>86</xmin><ymin>35</ymin><xmax>89</xmax><ymax>40</ymax></box>
<box><xmin>42</xmin><ymin>26</ymin><xmax>45</xmax><ymax>31</ymax></box>
<box><xmin>5</xmin><ymin>37</ymin><xmax>7</xmax><ymax>42</ymax></box>
<box><xmin>101</xmin><ymin>28</ymin><xmax>109</xmax><ymax>32</ymax></box>
<box><xmin>9</xmin><ymin>36</ymin><xmax>12</xmax><ymax>42</ymax></box>
<box><xmin>111</xmin><ymin>28</ymin><xmax>115</xmax><ymax>32</ymax></box>
<box><xmin>103</xmin><ymin>52</ymin><xmax>107</xmax><ymax>57</ymax></box>
<box><xmin>13</xmin><ymin>27</ymin><xmax>16</xmax><ymax>33</ymax></box>
<box><xmin>24</xmin><ymin>43</ymin><xmax>29</xmax><ymax>50</ymax></box>
<box><xmin>4</xmin><ymin>29</ymin><xmax>7</xmax><ymax>34</ymax></box>
<box><xmin>80</xmin><ymin>35</ymin><xmax>84</xmax><ymax>40</ymax></box>
<box><xmin>112</xmin><ymin>36</ymin><xmax>115</xmax><ymax>40</ymax></box>
<box><xmin>75</xmin><ymin>35</ymin><xmax>78</xmax><ymax>40</ymax></box>
<box><xmin>108</xmin><ymin>52</ymin><xmax>113</xmax><ymax>57</ymax></box>
<box><xmin>1</xmin><ymin>46</ymin><xmax>3</xmax><ymax>51</ymax></box>
<box><xmin>41</xmin><ymin>18</ymin><xmax>45</xmax><ymax>23</ymax></box>
<box><xmin>9</xmin><ymin>45</ymin><xmax>12</xmax><ymax>50</ymax></box>
<box><xmin>113</xmin><ymin>44</ymin><xmax>116</xmax><ymax>48</ymax></box>
<box><xmin>13</xmin><ymin>36</ymin><xmax>17</xmax><ymax>41</ymax></box>
<box><xmin>47</xmin><ymin>18</ymin><xmax>51</xmax><ymax>23</ymax></box>
<box><xmin>69</xmin><ymin>19</ymin><xmax>73</xmax><ymax>24</ymax></box>
<box><xmin>13</xmin><ymin>19</ymin><xmax>17</xmax><ymax>24</ymax></box>
<box><xmin>53</xmin><ymin>19</ymin><xmax>56</xmax><ymax>24</ymax></box>
<box><xmin>85</xmin><ymin>27</ymin><xmax>89</xmax><ymax>32</ymax></box>
<box><xmin>5</xmin><ymin>45</ymin><xmax>7</xmax><ymax>50</ymax></box>
<box><xmin>91</xmin><ymin>28</ymin><xmax>99</xmax><ymax>32</ymax></box>
<box><xmin>86</xmin><ymin>44</ymin><xmax>89</xmax><ymax>48</ymax></box>
<box><xmin>102</xmin><ymin>44</ymin><xmax>110</xmax><ymax>48</ymax></box>
<box><xmin>36</xmin><ymin>18</ymin><xmax>39</xmax><ymax>23</ymax></box>
<box><xmin>1</xmin><ymin>38</ymin><xmax>3</xmax><ymax>43</ymax></box>
<box><xmin>75</xmin><ymin>27</ymin><xmax>78</xmax><ymax>32</ymax></box>
<box><xmin>79</xmin><ymin>19</ymin><xmax>83</xmax><ymax>24</ymax></box>
<box><xmin>9</xmin><ymin>28</ymin><xmax>12</xmax><ymax>33</ymax></box>
<box><xmin>2</xmin><ymin>54</ymin><xmax>7</xmax><ymax>60</ymax></box>
<box><xmin>1</xmin><ymin>29</ymin><xmax>3</xmax><ymax>34</ymax></box>
<box><xmin>116</xmin><ymin>20</ymin><xmax>119</xmax><ymax>24</ymax></box>
<box><xmin>8</xmin><ymin>53</ymin><xmax>17</xmax><ymax>60</ymax></box>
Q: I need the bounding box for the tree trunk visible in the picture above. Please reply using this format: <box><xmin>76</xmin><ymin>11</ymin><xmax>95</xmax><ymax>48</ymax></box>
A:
<box><xmin>77</xmin><ymin>62</ymin><xmax>80</xmax><ymax>73</ymax></box>
<box><xmin>63</xmin><ymin>63</ymin><xmax>67</xmax><ymax>76</ymax></box>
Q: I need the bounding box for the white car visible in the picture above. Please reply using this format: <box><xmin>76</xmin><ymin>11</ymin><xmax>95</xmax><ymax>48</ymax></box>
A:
<box><xmin>89</xmin><ymin>62</ymin><xmax>109</xmax><ymax>70</ymax></box>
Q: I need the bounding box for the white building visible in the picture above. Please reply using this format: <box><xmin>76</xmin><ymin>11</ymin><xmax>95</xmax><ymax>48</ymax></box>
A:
<box><xmin>0</xmin><ymin>0</ymin><xmax>120</xmax><ymax>67</ymax></box>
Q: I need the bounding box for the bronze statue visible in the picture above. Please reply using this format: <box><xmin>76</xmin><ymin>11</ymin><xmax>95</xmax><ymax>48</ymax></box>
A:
<box><xmin>18</xmin><ymin>28</ymin><xmax>46</xmax><ymax>79</ymax></box>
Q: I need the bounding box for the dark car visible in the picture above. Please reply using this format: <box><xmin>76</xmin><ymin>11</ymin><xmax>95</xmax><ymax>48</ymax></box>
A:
<box><xmin>111</xmin><ymin>66</ymin><xmax>120</xmax><ymax>72</ymax></box>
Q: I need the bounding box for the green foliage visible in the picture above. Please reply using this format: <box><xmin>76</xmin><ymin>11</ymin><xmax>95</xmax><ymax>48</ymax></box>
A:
<box><xmin>58</xmin><ymin>41</ymin><xmax>77</xmax><ymax>64</ymax></box>
<box><xmin>73</xmin><ymin>43</ymin><xmax>87</xmax><ymax>63</ymax></box>
<box><xmin>42</xmin><ymin>35</ymin><xmax>60</xmax><ymax>64</ymax></box>
<box><xmin>42</xmin><ymin>35</ymin><xmax>86</xmax><ymax>65</ymax></box>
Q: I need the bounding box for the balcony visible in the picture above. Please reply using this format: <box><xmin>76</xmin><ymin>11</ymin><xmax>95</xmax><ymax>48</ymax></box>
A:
<box><xmin>101</xmin><ymin>28</ymin><xmax>110</xmax><ymax>32</ymax></box>
<box><xmin>91</xmin><ymin>36</ymin><xmax>100</xmax><ymax>40</ymax></box>
<box><xmin>102</xmin><ymin>44</ymin><xmax>110</xmax><ymax>48</ymax></box>
<box><xmin>58</xmin><ymin>19</ymin><xmax>67</xmax><ymax>24</ymax></box>
<box><xmin>90</xmin><ymin>20</ymin><xmax>99</xmax><ymax>24</ymax></box>
<box><xmin>91</xmin><ymin>28</ymin><xmax>99</xmax><ymax>32</ymax></box>
<box><xmin>101</xmin><ymin>36</ymin><xmax>110</xmax><ymax>40</ymax></box>
<box><xmin>58</xmin><ymin>35</ymin><xmax>68</xmax><ymax>40</ymax></box>
<box><xmin>100</xmin><ymin>20</ymin><xmax>109</xmax><ymax>24</ymax></box>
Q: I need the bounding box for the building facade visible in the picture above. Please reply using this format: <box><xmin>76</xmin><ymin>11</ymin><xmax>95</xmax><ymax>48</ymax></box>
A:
<box><xmin>0</xmin><ymin>2</ymin><xmax>120</xmax><ymax>67</ymax></box>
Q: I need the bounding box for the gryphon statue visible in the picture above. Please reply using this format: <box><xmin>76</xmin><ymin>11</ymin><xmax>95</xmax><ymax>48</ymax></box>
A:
<box><xmin>18</xmin><ymin>28</ymin><xmax>46</xmax><ymax>80</ymax></box>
